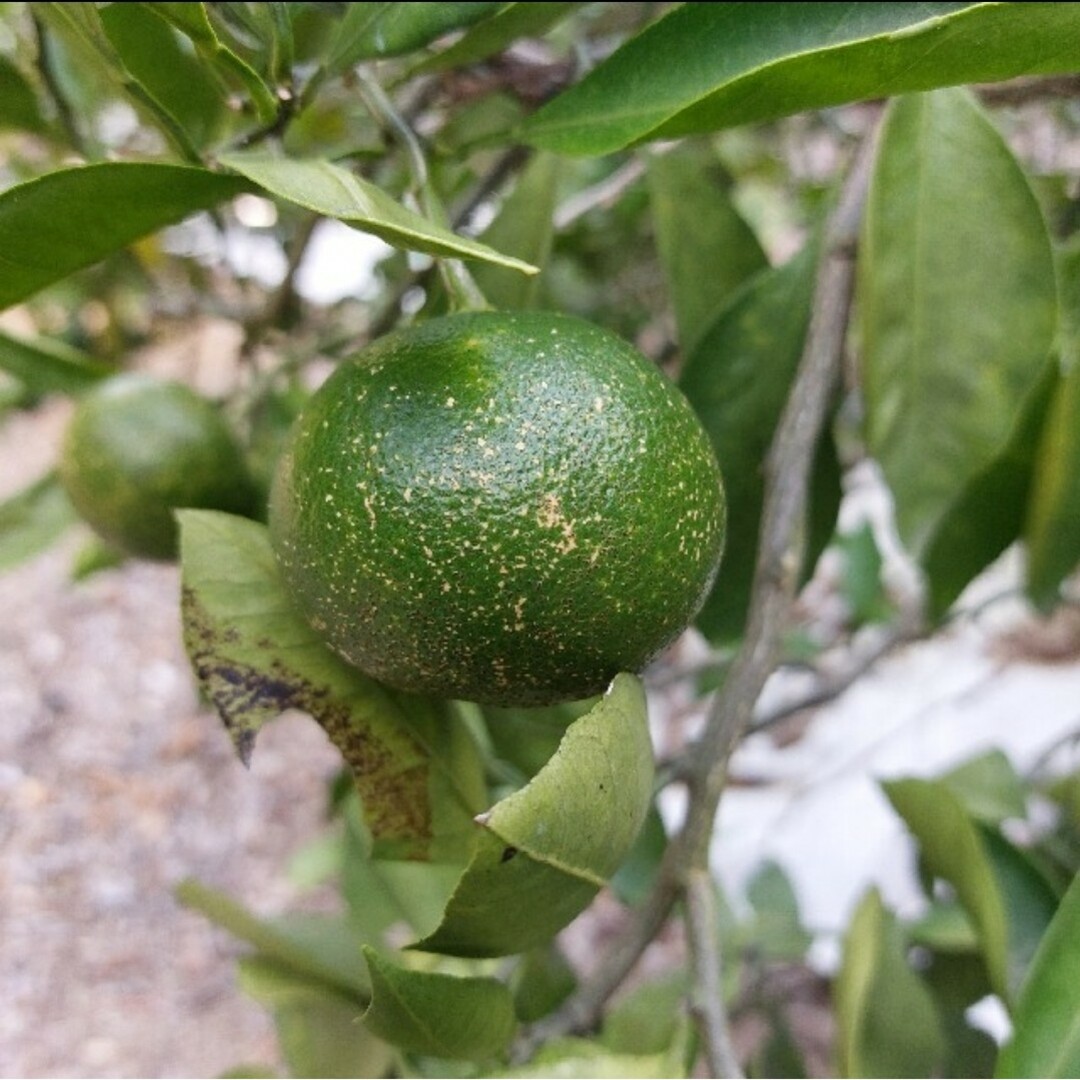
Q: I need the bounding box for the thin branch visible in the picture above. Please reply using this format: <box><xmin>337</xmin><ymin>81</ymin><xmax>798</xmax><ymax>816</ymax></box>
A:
<box><xmin>554</xmin><ymin>157</ymin><xmax>646</xmax><ymax>229</ymax></box>
<box><xmin>31</xmin><ymin>10</ymin><xmax>88</xmax><ymax>155</ymax></box>
<box><xmin>679</xmin><ymin>122</ymin><xmax>879</xmax><ymax>870</ymax></box>
<box><xmin>686</xmin><ymin>869</ymin><xmax>744</xmax><ymax>1079</ymax></box>
<box><xmin>452</xmin><ymin>144</ymin><xmax>533</xmax><ymax>233</ymax></box>
<box><xmin>976</xmin><ymin>74</ymin><xmax>1080</xmax><ymax>108</ymax></box>
<box><xmin>749</xmin><ymin>618</ymin><xmax>921</xmax><ymax>734</ymax></box>
<box><xmin>355</xmin><ymin>69</ymin><xmax>489</xmax><ymax>312</ymax></box>
<box><xmin>240</xmin><ymin>211</ymin><xmax>320</xmax><ymax>360</ymax></box>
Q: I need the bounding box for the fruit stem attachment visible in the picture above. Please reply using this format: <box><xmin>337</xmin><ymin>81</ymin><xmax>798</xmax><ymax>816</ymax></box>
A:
<box><xmin>356</xmin><ymin>69</ymin><xmax>491</xmax><ymax>313</ymax></box>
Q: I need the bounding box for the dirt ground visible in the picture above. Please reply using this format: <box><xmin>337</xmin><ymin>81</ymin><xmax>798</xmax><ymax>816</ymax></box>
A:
<box><xmin>1</xmin><ymin>400</ymin><xmax>348</xmax><ymax>1078</ymax></box>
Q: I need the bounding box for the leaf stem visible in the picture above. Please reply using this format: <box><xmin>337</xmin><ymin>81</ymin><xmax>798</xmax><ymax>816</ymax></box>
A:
<box><xmin>355</xmin><ymin>68</ymin><xmax>490</xmax><ymax>313</ymax></box>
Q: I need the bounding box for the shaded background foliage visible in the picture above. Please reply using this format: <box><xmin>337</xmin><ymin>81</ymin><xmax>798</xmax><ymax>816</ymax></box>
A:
<box><xmin>4</xmin><ymin>2</ymin><xmax>1080</xmax><ymax>1077</ymax></box>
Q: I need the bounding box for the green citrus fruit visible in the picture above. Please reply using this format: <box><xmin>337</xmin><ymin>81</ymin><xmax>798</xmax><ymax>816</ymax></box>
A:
<box><xmin>59</xmin><ymin>373</ymin><xmax>257</xmax><ymax>560</ymax></box>
<box><xmin>269</xmin><ymin>311</ymin><xmax>725</xmax><ymax>706</ymax></box>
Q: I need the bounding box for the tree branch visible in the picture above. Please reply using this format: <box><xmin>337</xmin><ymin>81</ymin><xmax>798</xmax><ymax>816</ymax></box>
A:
<box><xmin>515</xmin><ymin>119</ymin><xmax>880</xmax><ymax>1068</ymax></box>
<box><xmin>679</xmin><ymin>121</ymin><xmax>879</xmax><ymax>869</ymax></box>
<box><xmin>686</xmin><ymin>868</ymin><xmax>744</xmax><ymax>1079</ymax></box>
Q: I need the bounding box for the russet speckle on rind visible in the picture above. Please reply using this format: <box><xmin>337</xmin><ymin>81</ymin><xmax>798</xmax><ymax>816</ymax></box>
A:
<box><xmin>269</xmin><ymin>311</ymin><xmax>726</xmax><ymax>707</ymax></box>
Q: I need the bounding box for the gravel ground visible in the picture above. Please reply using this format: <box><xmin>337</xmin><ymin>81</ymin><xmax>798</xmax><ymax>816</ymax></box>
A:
<box><xmin>1</xmin><ymin>401</ymin><xmax>346</xmax><ymax>1078</ymax></box>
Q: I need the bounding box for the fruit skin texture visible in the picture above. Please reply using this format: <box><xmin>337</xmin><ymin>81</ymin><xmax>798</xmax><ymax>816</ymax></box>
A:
<box><xmin>60</xmin><ymin>373</ymin><xmax>257</xmax><ymax>560</ymax></box>
<box><xmin>270</xmin><ymin>311</ymin><xmax>726</xmax><ymax>707</ymax></box>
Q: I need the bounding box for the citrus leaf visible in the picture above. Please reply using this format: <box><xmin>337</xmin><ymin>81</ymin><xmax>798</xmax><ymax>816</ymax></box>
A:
<box><xmin>1025</xmin><ymin>358</ymin><xmax>1080</xmax><ymax>608</ymax></box>
<box><xmin>0</xmin><ymin>163</ymin><xmax>249</xmax><ymax>311</ymax></box>
<box><xmin>923</xmin><ymin>358</ymin><xmax>1057</xmax><ymax>620</ymax></box>
<box><xmin>236</xmin><ymin>958</ymin><xmax>394</xmax><ymax>1080</ymax></box>
<box><xmin>0</xmin><ymin>54</ymin><xmax>48</xmax><ymax>134</ymax></box>
<box><xmin>413</xmin><ymin>2</ymin><xmax>580</xmax><ymax>74</ymax></box>
<box><xmin>679</xmin><ymin>244</ymin><xmax>820</xmax><ymax>642</ymax></box>
<box><xmin>323</xmin><ymin>1</ymin><xmax>505</xmax><ymax>74</ymax></box>
<box><xmin>175</xmin><ymin>880</ymin><xmax>368</xmax><ymax>1001</ymax></box>
<box><xmin>835</xmin><ymin>889</ymin><xmax>945</xmax><ymax>1079</ymax></box>
<box><xmin>745</xmin><ymin>860</ymin><xmax>813</xmax><ymax>962</ymax></box>
<box><xmin>522</xmin><ymin>3</ymin><xmax>1080</xmax><ymax>155</ymax></box>
<box><xmin>142</xmin><ymin>2</ymin><xmax>277</xmax><ymax>122</ymax></box>
<box><xmin>36</xmin><ymin>2</ymin><xmax>203</xmax><ymax>162</ymax></box>
<box><xmin>883</xmin><ymin>779</ymin><xmax>1058</xmax><ymax>1002</ymax></box>
<box><xmin>361</xmin><ymin>946</ymin><xmax>516</xmax><ymax>1060</ymax></box>
<box><xmin>511</xmin><ymin>945</ymin><xmax>577</xmax><ymax>1024</ymax></box>
<box><xmin>496</xmin><ymin>1042</ymin><xmax>686</xmax><ymax>1079</ymax></box>
<box><xmin>177</xmin><ymin>509</ymin><xmax>486</xmax><ymax>861</ymax></box>
<box><xmin>480</xmin><ymin>697</ymin><xmax>594</xmax><ymax>781</ymax></box>
<box><xmin>939</xmin><ymin>750</ymin><xmax>1028</xmax><ymax>825</ymax></box>
<box><xmin>100</xmin><ymin>2</ymin><xmax>224</xmax><ymax>147</ymax></box>
<box><xmin>0</xmin><ymin>328</ymin><xmax>114</xmax><ymax>396</ymax></box>
<box><xmin>340</xmin><ymin>794</ymin><xmax>461</xmax><ymax>942</ymax></box>
<box><xmin>997</xmin><ymin>872</ymin><xmax>1080</xmax><ymax>1078</ymax></box>
<box><xmin>471</xmin><ymin>151</ymin><xmax>561</xmax><ymax>310</ymax></box>
<box><xmin>860</xmin><ymin>89</ymin><xmax>1056</xmax><ymax>557</ymax></box>
<box><xmin>646</xmin><ymin>143</ymin><xmax>768</xmax><ymax>357</ymax></box>
<box><xmin>414</xmin><ymin>674</ymin><xmax>653</xmax><ymax>957</ymax></box>
<box><xmin>600</xmin><ymin>971</ymin><xmax>688</xmax><ymax>1058</ymax></box>
<box><xmin>217</xmin><ymin>151</ymin><xmax>539</xmax><ymax>274</ymax></box>
<box><xmin>0</xmin><ymin>473</ymin><xmax>78</xmax><ymax>573</ymax></box>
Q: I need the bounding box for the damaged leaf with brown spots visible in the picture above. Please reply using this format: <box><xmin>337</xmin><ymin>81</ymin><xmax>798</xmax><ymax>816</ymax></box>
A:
<box><xmin>178</xmin><ymin>509</ymin><xmax>486</xmax><ymax>862</ymax></box>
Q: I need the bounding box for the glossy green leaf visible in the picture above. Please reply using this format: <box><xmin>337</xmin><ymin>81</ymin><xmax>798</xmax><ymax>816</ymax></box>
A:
<box><xmin>0</xmin><ymin>329</ymin><xmax>114</xmax><ymax>396</ymax></box>
<box><xmin>37</xmin><ymin>2</ymin><xmax>203</xmax><ymax>161</ymax></box>
<box><xmin>237</xmin><ymin>959</ymin><xmax>393</xmax><ymax>1080</ymax></box>
<box><xmin>176</xmin><ymin>880</ymin><xmax>368</xmax><ymax>1001</ymax></box>
<box><xmin>1026</xmin><ymin>349</ymin><xmax>1080</xmax><ymax>607</ymax></box>
<box><xmin>835</xmin><ymin>889</ymin><xmax>945</xmax><ymax>1079</ymax></box>
<box><xmin>178</xmin><ymin>510</ymin><xmax>486</xmax><ymax>861</ymax></box>
<box><xmin>922</xmin><ymin>950</ymin><xmax>998</xmax><ymax>1079</ymax></box>
<box><xmin>143</xmin><ymin>2</ymin><xmax>277</xmax><ymax>121</ymax></box>
<box><xmin>413</xmin><ymin>2</ymin><xmax>580</xmax><ymax>73</ymax></box>
<box><xmin>984</xmin><ymin>829</ymin><xmax>1060</xmax><ymax>991</ymax></box>
<box><xmin>414</xmin><ymin>674</ymin><xmax>653</xmax><ymax>957</ymax></box>
<box><xmin>744</xmin><ymin>860</ymin><xmax>813</xmax><ymax>962</ymax></box>
<box><xmin>600</xmin><ymin>971</ymin><xmax>688</xmax><ymax>1057</ymax></box>
<box><xmin>939</xmin><ymin>750</ymin><xmax>1028</xmax><ymax>825</ymax></box>
<box><xmin>0</xmin><ymin>54</ymin><xmax>48</xmax><ymax>133</ymax></box>
<box><xmin>908</xmin><ymin>902</ymin><xmax>979</xmax><ymax>954</ymax></box>
<box><xmin>340</xmin><ymin>793</ymin><xmax>461</xmax><ymax>942</ymax></box>
<box><xmin>609</xmin><ymin>804</ymin><xmax>667</xmax><ymax>908</ymax></box>
<box><xmin>1055</xmin><ymin>234</ymin><xmax>1080</xmax><ymax>372</ymax></box>
<box><xmin>679</xmin><ymin>244</ymin><xmax>819</xmax><ymax>642</ymax></box>
<box><xmin>836</xmin><ymin>524</ymin><xmax>891</xmax><ymax>627</ymax></box>
<box><xmin>323</xmin><ymin>2</ymin><xmax>504</xmax><ymax>73</ymax></box>
<box><xmin>472</xmin><ymin>152</ymin><xmax>560</xmax><ymax>310</ymax></box>
<box><xmin>100</xmin><ymin>2</ymin><xmax>224</xmax><ymax>146</ymax></box>
<box><xmin>480</xmin><ymin>696</ymin><xmax>594</xmax><ymax>782</ymax></box>
<box><xmin>361</xmin><ymin>946</ymin><xmax>516</xmax><ymax>1060</ymax></box>
<box><xmin>522</xmin><ymin>4</ymin><xmax>1080</xmax><ymax>155</ymax></box>
<box><xmin>498</xmin><ymin>1039</ymin><xmax>687</xmax><ymax>1079</ymax></box>
<box><xmin>646</xmin><ymin>143</ymin><xmax>767</xmax><ymax>356</ymax></box>
<box><xmin>511</xmin><ymin>945</ymin><xmax>577</xmax><ymax>1024</ymax></box>
<box><xmin>883</xmin><ymin>779</ymin><xmax>1058</xmax><ymax>1001</ymax></box>
<box><xmin>218</xmin><ymin>151</ymin><xmax>538</xmax><ymax>273</ymax></box>
<box><xmin>860</xmin><ymin>89</ymin><xmax>1056</xmax><ymax>556</ymax></box>
<box><xmin>0</xmin><ymin>473</ymin><xmax>78</xmax><ymax>573</ymax></box>
<box><xmin>0</xmin><ymin>163</ymin><xmax>248</xmax><ymax>312</ymax></box>
<box><xmin>923</xmin><ymin>359</ymin><xmax>1057</xmax><ymax>620</ymax></box>
<box><xmin>496</xmin><ymin>1028</ymin><xmax>691</xmax><ymax>1080</ymax></box>
<box><xmin>69</xmin><ymin>537</ymin><xmax>126</xmax><ymax>582</ymax></box>
<box><xmin>997</xmin><ymin>872</ymin><xmax>1080</xmax><ymax>1077</ymax></box>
